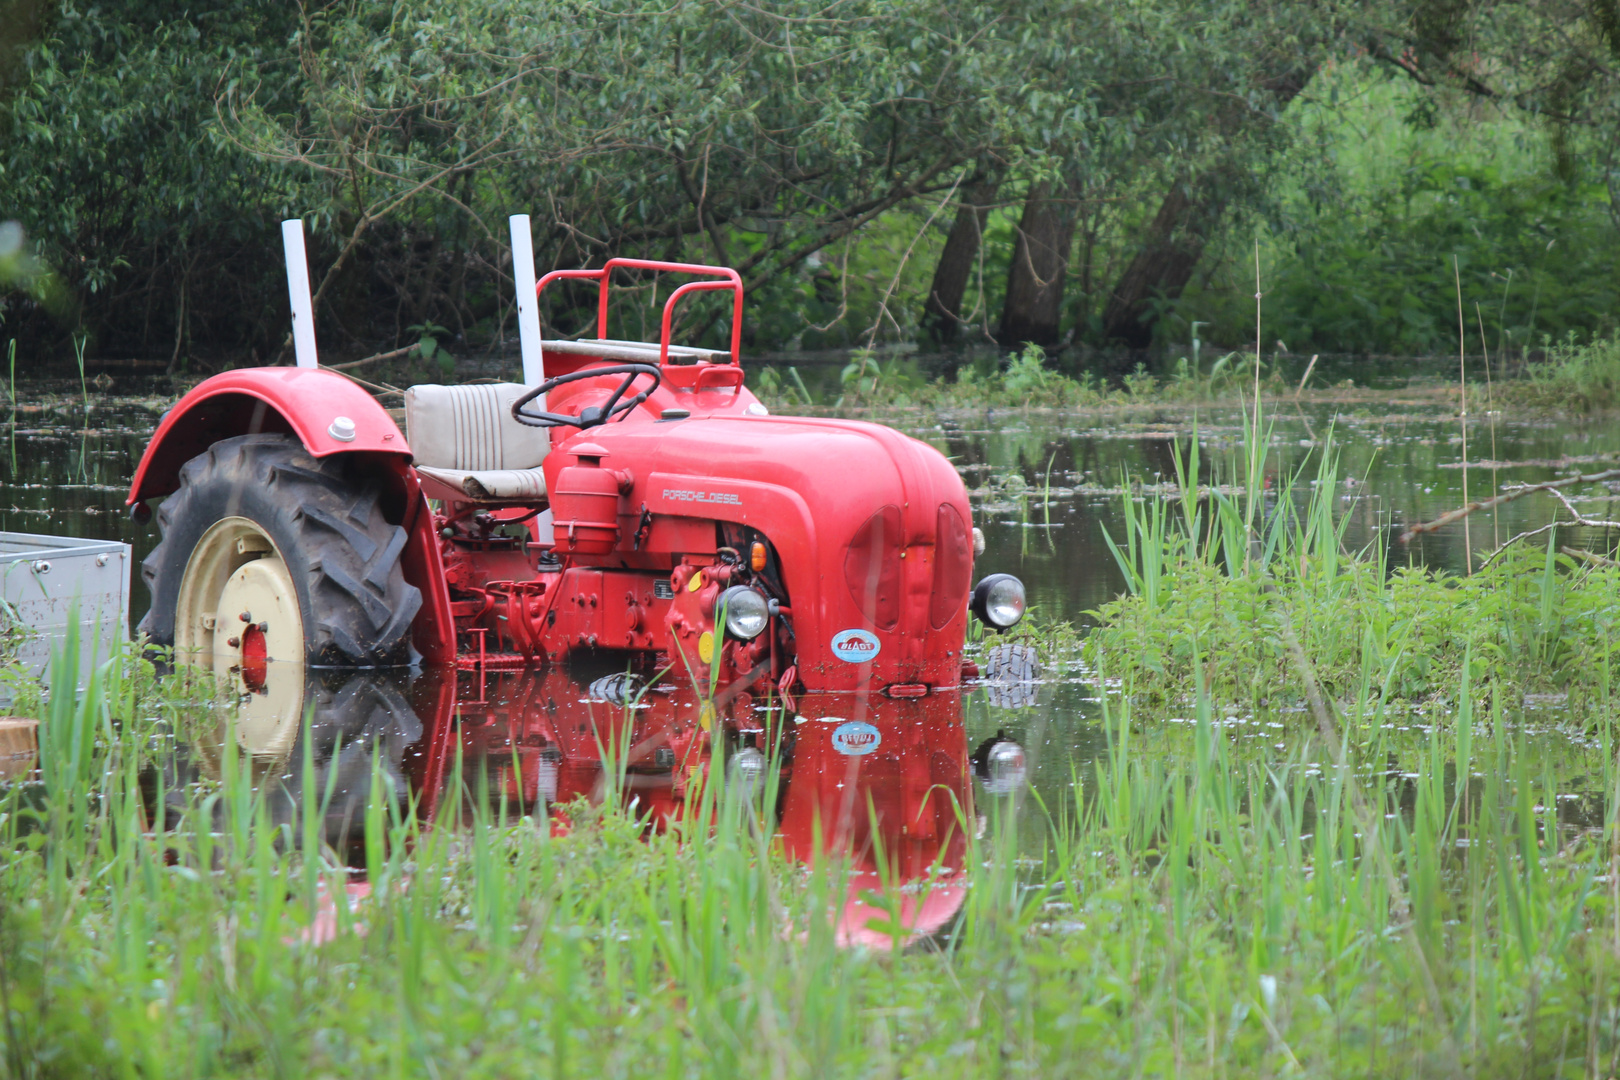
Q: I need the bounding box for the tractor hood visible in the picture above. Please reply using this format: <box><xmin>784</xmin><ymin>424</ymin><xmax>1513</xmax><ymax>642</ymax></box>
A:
<box><xmin>551</xmin><ymin>414</ymin><xmax>974</xmax><ymax>692</ymax></box>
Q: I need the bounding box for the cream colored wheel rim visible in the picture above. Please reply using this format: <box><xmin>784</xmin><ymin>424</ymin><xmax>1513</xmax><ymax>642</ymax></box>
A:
<box><xmin>176</xmin><ymin>517</ymin><xmax>307</xmax><ymax>762</ymax></box>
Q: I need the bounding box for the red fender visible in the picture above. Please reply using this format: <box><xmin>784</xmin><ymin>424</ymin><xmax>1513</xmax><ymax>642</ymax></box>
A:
<box><xmin>127</xmin><ymin>368</ymin><xmax>410</xmax><ymax>505</ymax></box>
<box><xmin>126</xmin><ymin>367</ymin><xmax>455</xmax><ymax>664</ymax></box>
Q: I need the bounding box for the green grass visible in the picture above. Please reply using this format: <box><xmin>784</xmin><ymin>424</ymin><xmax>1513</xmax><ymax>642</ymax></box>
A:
<box><xmin>0</xmin><ymin>597</ymin><xmax>1618</xmax><ymax>1075</ymax></box>
<box><xmin>2</xmin><ymin>633</ymin><xmax>1619</xmax><ymax>1075</ymax></box>
<box><xmin>1510</xmin><ymin>333</ymin><xmax>1620</xmax><ymax>412</ymax></box>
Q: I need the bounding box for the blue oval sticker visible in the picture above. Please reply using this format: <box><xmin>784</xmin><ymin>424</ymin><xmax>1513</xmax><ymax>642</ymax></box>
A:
<box><xmin>831</xmin><ymin>628</ymin><xmax>881</xmax><ymax>663</ymax></box>
<box><xmin>831</xmin><ymin>721</ymin><xmax>882</xmax><ymax>756</ymax></box>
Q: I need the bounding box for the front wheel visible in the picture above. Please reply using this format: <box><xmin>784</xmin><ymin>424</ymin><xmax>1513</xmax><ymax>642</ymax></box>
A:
<box><xmin>139</xmin><ymin>434</ymin><xmax>422</xmax><ymax>667</ymax></box>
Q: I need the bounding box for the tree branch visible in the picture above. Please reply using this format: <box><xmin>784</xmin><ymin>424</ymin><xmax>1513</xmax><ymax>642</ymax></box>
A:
<box><xmin>1399</xmin><ymin>469</ymin><xmax>1620</xmax><ymax>544</ymax></box>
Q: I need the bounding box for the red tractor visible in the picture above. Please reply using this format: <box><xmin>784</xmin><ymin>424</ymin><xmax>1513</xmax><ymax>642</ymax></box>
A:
<box><xmin>125</xmin><ymin>217</ymin><xmax>1027</xmax><ymax>728</ymax></box>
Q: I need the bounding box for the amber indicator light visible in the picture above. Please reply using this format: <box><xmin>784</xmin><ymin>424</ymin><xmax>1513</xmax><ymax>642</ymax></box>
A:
<box><xmin>750</xmin><ymin>541</ymin><xmax>767</xmax><ymax>572</ymax></box>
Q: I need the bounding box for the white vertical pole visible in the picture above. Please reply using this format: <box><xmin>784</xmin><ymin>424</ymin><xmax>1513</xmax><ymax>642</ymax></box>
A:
<box><xmin>509</xmin><ymin>214</ymin><xmax>545</xmax><ymax>388</ymax></box>
<box><xmin>280</xmin><ymin>219</ymin><xmax>319</xmax><ymax>369</ymax></box>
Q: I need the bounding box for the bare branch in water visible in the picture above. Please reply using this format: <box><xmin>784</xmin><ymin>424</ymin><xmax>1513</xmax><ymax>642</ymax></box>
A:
<box><xmin>1545</xmin><ymin>488</ymin><xmax>1620</xmax><ymax>530</ymax></box>
<box><xmin>1477</xmin><ymin>523</ymin><xmax>1561</xmax><ymax>570</ymax></box>
<box><xmin>1399</xmin><ymin>468</ymin><xmax>1620</xmax><ymax>544</ymax></box>
<box><xmin>1473</xmin><ymin>496</ymin><xmax>1620</xmax><ymax>570</ymax></box>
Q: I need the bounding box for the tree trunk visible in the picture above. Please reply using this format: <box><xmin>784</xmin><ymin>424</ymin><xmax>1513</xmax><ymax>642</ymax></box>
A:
<box><xmin>1099</xmin><ymin>181</ymin><xmax>1212</xmax><ymax>354</ymax></box>
<box><xmin>923</xmin><ymin>172</ymin><xmax>999</xmax><ymax>341</ymax></box>
<box><xmin>1098</xmin><ymin>65</ymin><xmax>1317</xmax><ymax>367</ymax></box>
<box><xmin>998</xmin><ymin>180</ymin><xmax>1077</xmax><ymax>346</ymax></box>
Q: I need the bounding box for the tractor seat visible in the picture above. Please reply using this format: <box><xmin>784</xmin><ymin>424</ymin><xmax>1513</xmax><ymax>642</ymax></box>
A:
<box><xmin>403</xmin><ymin>382</ymin><xmax>547</xmax><ymax>502</ymax></box>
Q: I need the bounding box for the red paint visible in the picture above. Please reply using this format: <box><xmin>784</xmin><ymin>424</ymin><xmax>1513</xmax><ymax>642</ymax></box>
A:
<box><xmin>238</xmin><ymin>624</ymin><xmax>267</xmax><ymax>690</ymax></box>
<box><xmin>930</xmin><ymin>503</ymin><xmax>973</xmax><ymax>630</ymax></box>
<box><xmin>775</xmin><ymin>690</ymin><xmax>972</xmax><ymax>948</ymax></box>
<box><xmin>658</xmin><ymin>279</ymin><xmax>738</xmax><ymax>364</ymax></box>
<box><xmin>884</xmin><ymin>683</ymin><xmax>929</xmax><ymax>699</ymax></box>
<box><xmin>398</xmin><ymin>475</ymin><xmax>456</xmax><ymax>664</ymax></box>
<box><xmin>126</xmin><ymin>367</ymin><xmax>409</xmax><ymax>507</ymax></box>
<box><xmin>537</xmin><ymin>257</ymin><xmax>744</xmax><ymax>364</ymax></box>
<box><xmin>550</xmin><ymin>454</ymin><xmax>626</xmax><ymax>556</ymax></box>
<box><xmin>401</xmin><ymin>668</ymin><xmax>973</xmax><ymax>947</ymax></box>
<box><xmin>844</xmin><ymin>505</ymin><xmax>903</xmax><ymax>630</ymax></box>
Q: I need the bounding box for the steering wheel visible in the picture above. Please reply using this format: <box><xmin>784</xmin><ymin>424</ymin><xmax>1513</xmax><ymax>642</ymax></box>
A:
<box><xmin>511</xmin><ymin>363</ymin><xmax>663</xmax><ymax>429</ymax></box>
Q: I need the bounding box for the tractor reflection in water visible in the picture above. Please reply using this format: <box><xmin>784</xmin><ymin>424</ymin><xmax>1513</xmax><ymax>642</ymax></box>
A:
<box><xmin>163</xmin><ymin>658</ymin><xmax>1028</xmax><ymax>949</ymax></box>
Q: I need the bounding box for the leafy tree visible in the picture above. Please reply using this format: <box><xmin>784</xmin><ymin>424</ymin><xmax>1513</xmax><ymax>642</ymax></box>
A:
<box><xmin>220</xmin><ymin>0</ymin><xmax>1044</xmax><ymax>354</ymax></box>
<box><xmin>1</xmin><ymin>2</ymin><xmax>304</xmax><ymax>362</ymax></box>
<box><xmin>5</xmin><ymin>0</ymin><xmax>1619</xmax><ymax>371</ymax></box>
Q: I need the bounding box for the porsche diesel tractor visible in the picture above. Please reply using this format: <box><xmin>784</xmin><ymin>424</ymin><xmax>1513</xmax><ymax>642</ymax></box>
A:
<box><xmin>126</xmin><ymin>216</ymin><xmax>1026</xmax><ymax>727</ymax></box>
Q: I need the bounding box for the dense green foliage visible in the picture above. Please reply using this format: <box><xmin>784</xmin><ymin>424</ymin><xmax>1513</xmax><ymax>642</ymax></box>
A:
<box><xmin>11</xmin><ymin>0</ymin><xmax>1615</xmax><ymax>373</ymax></box>
<box><xmin>0</xmin><ymin>0</ymin><xmax>1120</xmax><ymax>360</ymax></box>
<box><xmin>4</xmin><ymin>0</ymin><xmax>1620</xmax><ymax>377</ymax></box>
<box><xmin>1</xmin><ymin>3</ymin><xmax>306</xmax><ymax>356</ymax></box>
<box><xmin>1178</xmin><ymin>72</ymin><xmax>1620</xmax><ymax>360</ymax></box>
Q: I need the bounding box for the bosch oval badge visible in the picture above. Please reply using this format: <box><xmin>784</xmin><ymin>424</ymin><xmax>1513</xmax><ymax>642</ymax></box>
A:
<box><xmin>831</xmin><ymin>628</ymin><xmax>881</xmax><ymax>663</ymax></box>
<box><xmin>831</xmin><ymin>721</ymin><xmax>881</xmax><ymax>756</ymax></box>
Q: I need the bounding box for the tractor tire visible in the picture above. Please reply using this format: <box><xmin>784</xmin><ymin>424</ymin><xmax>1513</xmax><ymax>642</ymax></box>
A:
<box><xmin>161</xmin><ymin>669</ymin><xmax>423</xmax><ymax>853</ymax></box>
<box><xmin>981</xmin><ymin>642</ymin><xmax>1040</xmax><ymax>709</ymax></box>
<box><xmin>139</xmin><ymin>433</ymin><xmax>422</xmax><ymax>667</ymax></box>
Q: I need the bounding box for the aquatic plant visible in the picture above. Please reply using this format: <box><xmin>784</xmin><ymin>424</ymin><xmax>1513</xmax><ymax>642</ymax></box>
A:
<box><xmin>754</xmin><ymin>365</ymin><xmax>816</xmax><ymax>407</ymax></box>
<box><xmin>1090</xmin><ymin>399</ymin><xmax>1620</xmax><ymax>714</ymax></box>
<box><xmin>71</xmin><ymin>334</ymin><xmax>87</xmax><ymax>412</ymax></box>
<box><xmin>751</xmin><ymin>347</ymin><xmax>1324</xmax><ymax>416</ymax></box>
<box><xmin>1511</xmin><ymin>331</ymin><xmax>1620</xmax><ymax>412</ymax></box>
<box><xmin>982</xmin><ymin>606</ymin><xmax>1084</xmax><ymax>659</ymax></box>
<box><xmin>834</xmin><ymin>349</ymin><xmax>928</xmax><ymax>407</ymax></box>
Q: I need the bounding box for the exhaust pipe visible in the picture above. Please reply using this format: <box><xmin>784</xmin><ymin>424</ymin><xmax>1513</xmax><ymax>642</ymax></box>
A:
<box><xmin>280</xmin><ymin>219</ymin><xmax>319</xmax><ymax>369</ymax></box>
<box><xmin>509</xmin><ymin>214</ymin><xmax>546</xmax><ymax>390</ymax></box>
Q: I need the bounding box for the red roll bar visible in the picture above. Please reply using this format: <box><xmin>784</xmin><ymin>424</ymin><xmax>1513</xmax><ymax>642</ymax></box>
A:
<box><xmin>534</xmin><ymin>258</ymin><xmax>744</xmax><ymax>365</ymax></box>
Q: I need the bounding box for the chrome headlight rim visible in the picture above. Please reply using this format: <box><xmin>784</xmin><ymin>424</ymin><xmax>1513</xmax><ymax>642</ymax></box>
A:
<box><xmin>726</xmin><ymin>744</ymin><xmax>769</xmax><ymax>794</ymax></box>
<box><xmin>970</xmin><ymin>573</ymin><xmax>1026</xmax><ymax>630</ymax></box>
<box><xmin>719</xmin><ymin>584</ymin><xmax>771</xmax><ymax>640</ymax></box>
<box><xmin>978</xmin><ymin>739</ymin><xmax>1028</xmax><ymax>795</ymax></box>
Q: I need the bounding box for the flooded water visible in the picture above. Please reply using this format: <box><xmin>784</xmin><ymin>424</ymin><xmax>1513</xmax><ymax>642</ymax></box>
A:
<box><xmin>5</xmin><ymin>376</ymin><xmax>1615</xmax><ymax>874</ymax></box>
<box><xmin>896</xmin><ymin>398</ymin><xmax>1620</xmax><ymax>626</ymax></box>
<box><xmin>24</xmin><ymin>378</ymin><xmax>1619</xmax><ymax>624</ymax></box>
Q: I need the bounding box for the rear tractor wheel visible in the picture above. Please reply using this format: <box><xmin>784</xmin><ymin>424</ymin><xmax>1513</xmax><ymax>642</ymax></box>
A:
<box><xmin>140</xmin><ymin>434</ymin><xmax>422</xmax><ymax>669</ymax></box>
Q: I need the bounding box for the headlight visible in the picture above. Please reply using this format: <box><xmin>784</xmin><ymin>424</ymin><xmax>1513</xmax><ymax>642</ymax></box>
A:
<box><xmin>970</xmin><ymin>573</ymin><xmax>1025</xmax><ymax>629</ymax></box>
<box><xmin>719</xmin><ymin>585</ymin><xmax>770</xmax><ymax>639</ymax></box>
<box><xmin>979</xmin><ymin>740</ymin><xmax>1028</xmax><ymax>795</ymax></box>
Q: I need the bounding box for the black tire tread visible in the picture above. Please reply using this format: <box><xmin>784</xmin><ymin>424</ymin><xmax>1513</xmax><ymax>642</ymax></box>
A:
<box><xmin>139</xmin><ymin>434</ymin><xmax>421</xmax><ymax>666</ymax></box>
